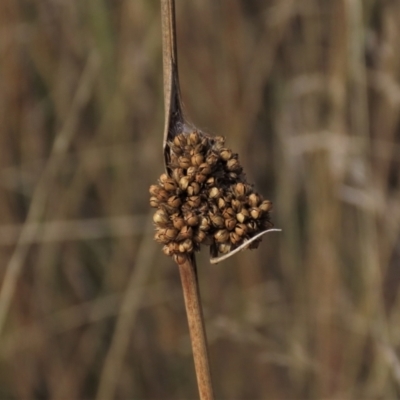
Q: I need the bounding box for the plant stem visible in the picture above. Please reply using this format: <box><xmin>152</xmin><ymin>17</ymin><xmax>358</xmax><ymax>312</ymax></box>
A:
<box><xmin>177</xmin><ymin>254</ymin><xmax>214</xmax><ymax>400</ymax></box>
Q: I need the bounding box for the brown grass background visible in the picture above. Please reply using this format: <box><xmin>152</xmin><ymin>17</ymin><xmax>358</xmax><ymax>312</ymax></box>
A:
<box><xmin>1</xmin><ymin>0</ymin><xmax>400</xmax><ymax>399</ymax></box>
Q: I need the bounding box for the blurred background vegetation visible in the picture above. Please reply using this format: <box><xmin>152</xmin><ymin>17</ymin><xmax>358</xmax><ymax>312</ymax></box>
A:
<box><xmin>0</xmin><ymin>0</ymin><xmax>400</xmax><ymax>399</ymax></box>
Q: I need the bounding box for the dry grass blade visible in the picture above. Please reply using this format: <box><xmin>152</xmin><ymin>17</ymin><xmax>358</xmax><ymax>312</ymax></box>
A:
<box><xmin>0</xmin><ymin>51</ymin><xmax>100</xmax><ymax>338</ymax></box>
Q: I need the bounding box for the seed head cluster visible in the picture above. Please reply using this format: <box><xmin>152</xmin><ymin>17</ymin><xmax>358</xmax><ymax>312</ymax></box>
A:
<box><xmin>149</xmin><ymin>130</ymin><xmax>273</xmax><ymax>259</ymax></box>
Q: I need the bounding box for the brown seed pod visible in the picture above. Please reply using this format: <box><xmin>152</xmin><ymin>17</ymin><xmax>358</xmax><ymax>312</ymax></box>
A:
<box><xmin>168</xmin><ymin>195</ymin><xmax>181</xmax><ymax>208</ymax></box>
<box><xmin>209</xmin><ymin>187</ymin><xmax>221</xmax><ymax>199</ymax></box>
<box><xmin>195</xmin><ymin>173</ymin><xmax>207</xmax><ymax>183</ymax></box>
<box><xmin>172</xmin><ymin>214</ymin><xmax>185</xmax><ymax>230</ymax></box>
<box><xmin>218</xmin><ymin>242</ymin><xmax>231</xmax><ymax>254</ymax></box>
<box><xmin>154</xmin><ymin>229</ymin><xmax>169</xmax><ymax>244</ymax></box>
<box><xmin>199</xmin><ymin>216</ymin><xmax>211</xmax><ymax>231</ymax></box>
<box><xmin>235</xmin><ymin>224</ymin><xmax>248</xmax><ymax>236</ymax></box>
<box><xmin>189</xmin><ymin>131</ymin><xmax>200</xmax><ymax>145</ymax></box>
<box><xmin>218</xmin><ymin>197</ymin><xmax>226</xmax><ymax>209</ymax></box>
<box><xmin>225</xmin><ymin>218</ymin><xmax>236</xmax><ymax>231</ymax></box>
<box><xmin>248</xmin><ymin>193</ymin><xmax>260</xmax><ymax>207</ymax></box>
<box><xmin>185</xmin><ymin>212</ymin><xmax>199</xmax><ymax>226</ymax></box>
<box><xmin>163</xmin><ymin>178</ymin><xmax>177</xmax><ymax>192</ymax></box>
<box><xmin>156</xmin><ymin>189</ymin><xmax>169</xmax><ymax>202</ymax></box>
<box><xmin>205</xmin><ymin>176</ymin><xmax>215</xmax><ymax>187</ymax></box>
<box><xmin>220</xmin><ymin>148</ymin><xmax>232</xmax><ymax>161</ymax></box>
<box><xmin>191</xmin><ymin>153</ymin><xmax>204</xmax><ymax>166</ymax></box>
<box><xmin>213</xmin><ymin>136</ymin><xmax>225</xmax><ymax>150</ymax></box>
<box><xmin>222</xmin><ymin>208</ymin><xmax>236</xmax><ymax>219</ymax></box>
<box><xmin>178</xmin><ymin>156</ymin><xmax>191</xmax><ymax>169</ymax></box>
<box><xmin>162</xmin><ymin>245</ymin><xmax>173</xmax><ymax>256</ymax></box>
<box><xmin>153</xmin><ymin>209</ymin><xmax>169</xmax><ymax>226</ymax></box>
<box><xmin>179</xmin><ymin>238</ymin><xmax>194</xmax><ymax>253</ymax></box>
<box><xmin>179</xmin><ymin>176</ymin><xmax>190</xmax><ymax>191</ymax></box>
<box><xmin>193</xmin><ymin>229</ymin><xmax>206</xmax><ymax>243</ymax></box>
<box><xmin>159</xmin><ymin>173</ymin><xmax>169</xmax><ymax>184</ymax></box>
<box><xmin>187</xmin><ymin>182</ymin><xmax>200</xmax><ymax>196</ymax></box>
<box><xmin>226</xmin><ymin>158</ymin><xmax>242</xmax><ymax>172</ymax></box>
<box><xmin>250</xmin><ymin>207</ymin><xmax>262</xmax><ymax>220</ymax></box>
<box><xmin>150</xmin><ymin>196</ymin><xmax>159</xmax><ymax>208</ymax></box>
<box><xmin>206</xmin><ymin>153</ymin><xmax>219</xmax><ymax>166</ymax></box>
<box><xmin>236</xmin><ymin>208</ymin><xmax>250</xmax><ymax>224</ymax></box>
<box><xmin>210</xmin><ymin>214</ymin><xmax>225</xmax><ymax>228</ymax></box>
<box><xmin>172</xmin><ymin>168</ymin><xmax>184</xmax><ymax>182</ymax></box>
<box><xmin>173</xmin><ymin>134</ymin><xmax>187</xmax><ymax>148</ymax></box>
<box><xmin>187</xmin><ymin>196</ymin><xmax>201</xmax><ymax>208</ymax></box>
<box><xmin>165</xmin><ymin>228</ymin><xmax>178</xmax><ymax>240</ymax></box>
<box><xmin>198</xmin><ymin>163</ymin><xmax>211</xmax><ymax>176</ymax></box>
<box><xmin>234</xmin><ymin>182</ymin><xmax>246</xmax><ymax>198</ymax></box>
<box><xmin>260</xmin><ymin>200</ymin><xmax>272</xmax><ymax>213</ymax></box>
<box><xmin>230</xmin><ymin>231</ymin><xmax>241</xmax><ymax>245</ymax></box>
<box><xmin>176</xmin><ymin>226</ymin><xmax>193</xmax><ymax>241</ymax></box>
<box><xmin>149</xmin><ymin>185</ymin><xmax>160</xmax><ymax>197</ymax></box>
<box><xmin>231</xmin><ymin>199</ymin><xmax>241</xmax><ymax>212</ymax></box>
<box><xmin>187</xmin><ymin>166</ymin><xmax>197</xmax><ymax>179</ymax></box>
<box><xmin>170</xmin><ymin>144</ymin><xmax>183</xmax><ymax>155</ymax></box>
<box><xmin>214</xmin><ymin>229</ymin><xmax>229</xmax><ymax>243</ymax></box>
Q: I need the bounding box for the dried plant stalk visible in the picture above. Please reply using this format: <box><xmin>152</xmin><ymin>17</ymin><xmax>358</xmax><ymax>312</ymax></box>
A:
<box><xmin>160</xmin><ymin>1</ymin><xmax>215</xmax><ymax>399</ymax></box>
<box><xmin>177</xmin><ymin>255</ymin><xmax>214</xmax><ymax>400</ymax></box>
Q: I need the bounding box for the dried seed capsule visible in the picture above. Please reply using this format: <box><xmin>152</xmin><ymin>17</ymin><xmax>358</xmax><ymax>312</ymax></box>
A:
<box><xmin>246</xmin><ymin>220</ymin><xmax>257</xmax><ymax>231</ymax></box>
<box><xmin>165</xmin><ymin>228</ymin><xmax>178</xmax><ymax>240</ymax></box>
<box><xmin>222</xmin><ymin>208</ymin><xmax>235</xmax><ymax>219</ymax></box>
<box><xmin>174</xmin><ymin>134</ymin><xmax>187</xmax><ymax>147</ymax></box>
<box><xmin>227</xmin><ymin>158</ymin><xmax>242</xmax><ymax>172</ymax></box>
<box><xmin>185</xmin><ymin>212</ymin><xmax>199</xmax><ymax>226</ymax></box>
<box><xmin>187</xmin><ymin>196</ymin><xmax>201</xmax><ymax>208</ymax></box>
<box><xmin>178</xmin><ymin>156</ymin><xmax>191</xmax><ymax>169</ymax></box>
<box><xmin>225</xmin><ymin>218</ymin><xmax>236</xmax><ymax>231</ymax></box>
<box><xmin>250</xmin><ymin>208</ymin><xmax>262</xmax><ymax>219</ymax></box>
<box><xmin>159</xmin><ymin>173</ymin><xmax>169</xmax><ymax>184</ymax></box>
<box><xmin>213</xmin><ymin>136</ymin><xmax>225</xmax><ymax>150</ymax></box>
<box><xmin>198</xmin><ymin>163</ymin><xmax>211</xmax><ymax>176</ymax></box>
<box><xmin>228</xmin><ymin>172</ymin><xmax>238</xmax><ymax>181</ymax></box>
<box><xmin>191</xmin><ymin>153</ymin><xmax>204</xmax><ymax>166</ymax></box>
<box><xmin>193</xmin><ymin>230</ymin><xmax>206</xmax><ymax>243</ymax></box>
<box><xmin>209</xmin><ymin>187</ymin><xmax>221</xmax><ymax>199</ymax></box>
<box><xmin>231</xmin><ymin>199</ymin><xmax>241</xmax><ymax>212</ymax></box>
<box><xmin>156</xmin><ymin>189</ymin><xmax>169</xmax><ymax>202</ymax></box>
<box><xmin>176</xmin><ymin>226</ymin><xmax>193</xmax><ymax>241</ymax></box>
<box><xmin>248</xmin><ymin>193</ymin><xmax>260</xmax><ymax>207</ymax></box>
<box><xmin>170</xmin><ymin>144</ymin><xmax>183</xmax><ymax>155</ymax></box>
<box><xmin>218</xmin><ymin>197</ymin><xmax>226</xmax><ymax>209</ymax></box>
<box><xmin>199</xmin><ymin>216</ymin><xmax>211</xmax><ymax>231</ymax></box>
<box><xmin>210</xmin><ymin>214</ymin><xmax>225</xmax><ymax>228</ymax></box>
<box><xmin>206</xmin><ymin>153</ymin><xmax>219</xmax><ymax>166</ymax></box>
<box><xmin>189</xmin><ymin>131</ymin><xmax>200</xmax><ymax>145</ymax></box>
<box><xmin>179</xmin><ymin>238</ymin><xmax>193</xmax><ymax>253</ymax></box>
<box><xmin>163</xmin><ymin>178</ymin><xmax>177</xmax><ymax>192</ymax></box>
<box><xmin>172</xmin><ymin>215</ymin><xmax>185</xmax><ymax>230</ymax></box>
<box><xmin>179</xmin><ymin>176</ymin><xmax>190</xmax><ymax>191</ymax></box>
<box><xmin>154</xmin><ymin>229</ymin><xmax>169</xmax><ymax>244</ymax></box>
<box><xmin>218</xmin><ymin>242</ymin><xmax>231</xmax><ymax>254</ymax></box>
<box><xmin>195</xmin><ymin>173</ymin><xmax>207</xmax><ymax>183</ymax></box>
<box><xmin>153</xmin><ymin>209</ymin><xmax>169</xmax><ymax>226</ymax></box>
<box><xmin>230</xmin><ymin>231</ymin><xmax>241</xmax><ymax>245</ymax></box>
<box><xmin>205</xmin><ymin>176</ymin><xmax>215</xmax><ymax>187</ymax></box>
<box><xmin>168</xmin><ymin>195</ymin><xmax>181</xmax><ymax>208</ymax></box>
<box><xmin>187</xmin><ymin>182</ymin><xmax>200</xmax><ymax>196</ymax></box>
<box><xmin>236</xmin><ymin>209</ymin><xmax>250</xmax><ymax>223</ymax></box>
<box><xmin>259</xmin><ymin>200</ymin><xmax>272</xmax><ymax>213</ymax></box>
<box><xmin>149</xmin><ymin>185</ymin><xmax>160</xmax><ymax>197</ymax></box>
<box><xmin>220</xmin><ymin>148</ymin><xmax>232</xmax><ymax>161</ymax></box>
<box><xmin>234</xmin><ymin>182</ymin><xmax>246</xmax><ymax>197</ymax></box>
<box><xmin>214</xmin><ymin>229</ymin><xmax>229</xmax><ymax>243</ymax></box>
<box><xmin>235</xmin><ymin>223</ymin><xmax>247</xmax><ymax>237</ymax></box>
<box><xmin>172</xmin><ymin>168</ymin><xmax>184</xmax><ymax>182</ymax></box>
<box><xmin>162</xmin><ymin>245</ymin><xmax>173</xmax><ymax>256</ymax></box>
<box><xmin>187</xmin><ymin>166</ymin><xmax>197</xmax><ymax>179</ymax></box>
<box><xmin>149</xmin><ymin>196</ymin><xmax>159</xmax><ymax>208</ymax></box>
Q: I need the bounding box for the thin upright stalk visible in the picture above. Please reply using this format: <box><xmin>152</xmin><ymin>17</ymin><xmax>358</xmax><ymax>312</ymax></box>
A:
<box><xmin>177</xmin><ymin>255</ymin><xmax>214</xmax><ymax>400</ymax></box>
<box><xmin>160</xmin><ymin>1</ymin><xmax>214</xmax><ymax>399</ymax></box>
